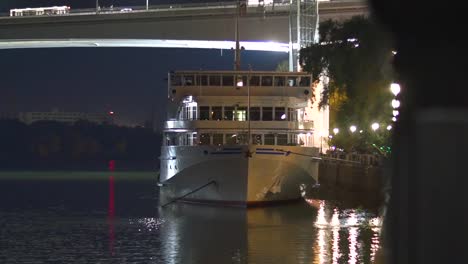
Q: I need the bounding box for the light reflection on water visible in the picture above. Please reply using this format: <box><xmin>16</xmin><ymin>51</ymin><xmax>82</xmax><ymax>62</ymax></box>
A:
<box><xmin>0</xmin><ymin>171</ymin><xmax>383</xmax><ymax>263</ymax></box>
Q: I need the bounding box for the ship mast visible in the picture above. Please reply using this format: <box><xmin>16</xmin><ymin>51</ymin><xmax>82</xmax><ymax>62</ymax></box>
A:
<box><xmin>234</xmin><ymin>0</ymin><xmax>241</xmax><ymax>71</ymax></box>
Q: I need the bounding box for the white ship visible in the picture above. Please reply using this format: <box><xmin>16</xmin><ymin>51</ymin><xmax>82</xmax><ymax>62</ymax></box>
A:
<box><xmin>158</xmin><ymin>70</ymin><xmax>321</xmax><ymax>207</ymax></box>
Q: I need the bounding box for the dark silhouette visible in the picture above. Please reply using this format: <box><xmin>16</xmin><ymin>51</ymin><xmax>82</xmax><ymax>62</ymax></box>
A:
<box><xmin>369</xmin><ymin>1</ymin><xmax>467</xmax><ymax>263</ymax></box>
<box><xmin>0</xmin><ymin>119</ymin><xmax>161</xmax><ymax>171</ymax></box>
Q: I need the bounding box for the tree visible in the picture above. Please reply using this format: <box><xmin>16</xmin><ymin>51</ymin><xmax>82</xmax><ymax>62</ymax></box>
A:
<box><xmin>300</xmin><ymin>16</ymin><xmax>395</xmax><ymax>153</ymax></box>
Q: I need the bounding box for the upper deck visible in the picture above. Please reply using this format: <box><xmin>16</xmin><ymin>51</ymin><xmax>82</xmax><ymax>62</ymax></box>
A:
<box><xmin>168</xmin><ymin>70</ymin><xmax>313</xmax><ymax>102</ymax></box>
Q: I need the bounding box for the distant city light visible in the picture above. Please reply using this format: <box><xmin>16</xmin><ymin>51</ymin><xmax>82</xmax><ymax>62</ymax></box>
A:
<box><xmin>350</xmin><ymin>125</ymin><xmax>357</xmax><ymax>133</ymax></box>
<box><xmin>328</xmin><ymin>135</ymin><xmax>333</xmax><ymax>139</ymax></box>
<box><xmin>371</xmin><ymin>122</ymin><xmax>379</xmax><ymax>131</ymax></box>
<box><xmin>359</xmin><ymin>130</ymin><xmax>363</xmax><ymax>133</ymax></box>
<box><xmin>392</xmin><ymin>51</ymin><xmax>397</xmax><ymax>55</ymax></box>
<box><xmin>391</xmin><ymin>99</ymin><xmax>400</xmax><ymax>109</ymax></box>
<box><xmin>387</xmin><ymin>125</ymin><xmax>392</xmax><ymax>130</ymax></box>
<box><xmin>393</xmin><ymin>110</ymin><xmax>399</xmax><ymax>116</ymax></box>
<box><xmin>390</xmin><ymin>83</ymin><xmax>401</xmax><ymax>96</ymax></box>
<box><xmin>109</xmin><ymin>111</ymin><xmax>114</xmax><ymax>115</ymax></box>
<box><xmin>392</xmin><ymin>117</ymin><xmax>397</xmax><ymax>122</ymax></box>
<box><xmin>333</xmin><ymin>128</ymin><xmax>339</xmax><ymax>135</ymax></box>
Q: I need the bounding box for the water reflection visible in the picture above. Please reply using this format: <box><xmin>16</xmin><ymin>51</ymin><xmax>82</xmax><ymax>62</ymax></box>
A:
<box><xmin>0</xmin><ymin>171</ymin><xmax>383</xmax><ymax>263</ymax></box>
<box><xmin>158</xmin><ymin>204</ymin><xmax>248</xmax><ymax>264</ymax></box>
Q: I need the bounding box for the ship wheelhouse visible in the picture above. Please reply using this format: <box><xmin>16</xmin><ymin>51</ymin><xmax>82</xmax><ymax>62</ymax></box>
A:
<box><xmin>164</xmin><ymin>70</ymin><xmax>316</xmax><ymax>147</ymax></box>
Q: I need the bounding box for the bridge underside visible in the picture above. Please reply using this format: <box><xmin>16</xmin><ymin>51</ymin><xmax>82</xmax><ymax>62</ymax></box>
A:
<box><xmin>0</xmin><ymin>39</ymin><xmax>289</xmax><ymax>52</ymax></box>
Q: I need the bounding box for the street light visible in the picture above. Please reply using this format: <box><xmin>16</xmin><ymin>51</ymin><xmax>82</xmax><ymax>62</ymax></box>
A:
<box><xmin>333</xmin><ymin>128</ymin><xmax>339</xmax><ymax>135</ymax></box>
<box><xmin>371</xmin><ymin>122</ymin><xmax>379</xmax><ymax>131</ymax></box>
<box><xmin>390</xmin><ymin>83</ymin><xmax>400</xmax><ymax>96</ymax></box>
<box><xmin>391</xmin><ymin>99</ymin><xmax>400</xmax><ymax>109</ymax></box>
<box><xmin>387</xmin><ymin>125</ymin><xmax>392</xmax><ymax>130</ymax></box>
<box><xmin>392</xmin><ymin>117</ymin><xmax>397</xmax><ymax>122</ymax></box>
<box><xmin>393</xmin><ymin>110</ymin><xmax>399</xmax><ymax>116</ymax></box>
<box><xmin>350</xmin><ymin>125</ymin><xmax>357</xmax><ymax>133</ymax></box>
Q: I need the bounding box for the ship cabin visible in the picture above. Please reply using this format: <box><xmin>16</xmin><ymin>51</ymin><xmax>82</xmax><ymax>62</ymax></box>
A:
<box><xmin>164</xmin><ymin>70</ymin><xmax>316</xmax><ymax>147</ymax></box>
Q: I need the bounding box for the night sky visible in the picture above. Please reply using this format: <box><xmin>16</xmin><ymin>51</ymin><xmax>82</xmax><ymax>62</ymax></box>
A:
<box><xmin>0</xmin><ymin>1</ymin><xmax>288</xmax><ymax>127</ymax></box>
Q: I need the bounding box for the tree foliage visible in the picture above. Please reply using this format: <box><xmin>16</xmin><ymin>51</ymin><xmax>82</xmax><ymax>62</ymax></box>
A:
<box><xmin>300</xmin><ymin>16</ymin><xmax>395</xmax><ymax>153</ymax></box>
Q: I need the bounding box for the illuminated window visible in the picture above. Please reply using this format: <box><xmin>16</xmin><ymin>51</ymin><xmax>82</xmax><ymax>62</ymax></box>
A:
<box><xmin>287</xmin><ymin>76</ymin><xmax>297</xmax><ymax>86</ymax></box>
<box><xmin>236</xmin><ymin>107</ymin><xmax>247</xmax><ymax>121</ymax></box>
<box><xmin>288</xmin><ymin>108</ymin><xmax>297</xmax><ymax>121</ymax></box>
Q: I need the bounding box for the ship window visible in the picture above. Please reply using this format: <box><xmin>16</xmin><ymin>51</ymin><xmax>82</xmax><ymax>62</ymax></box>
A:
<box><xmin>222</xmin><ymin>75</ymin><xmax>234</xmax><ymax>86</ymax></box>
<box><xmin>224</xmin><ymin>107</ymin><xmax>234</xmax><ymax>120</ymax></box>
<box><xmin>188</xmin><ymin>133</ymin><xmax>197</xmax><ymax>146</ymax></box>
<box><xmin>213</xmin><ymin>134</ymin><xmax>223</xmax><ymax>145</ymax></box>
<box><xmin>209</xmin><ymin>75</ymin><xmax>221</xmax><ymax>86</ymax></box>
<box><xmin>252</xmin><ymin>134</ymin><xmax>262</xmax><ymax>145</ymax></box>
<box><xmin>274</xmin><ymin>76</ymin><xmax>286</xmax><ymax>86</ymax></box>
<box><xmin>250</xmin><ymin>107</ymin><xmax>260</xmax><ymax>121</ymax></box>
<box><xmin>290</xmin><ymin>134</ymin><xmax>298</xmax><ymax>145</ymax></box>
<box><xmin>288</xmin><ymin>108</ymin><xmax>297</xmax><ymax>121</ymax></box>
<box><xmin>199</xmin><ymin>75</ymin><xmax>208</xmax><ymax>86</ymax></box>
<box><xmin>275</xmin><ymin>107</ymin><xmax>286</xmax><ymax>121</ymax></box>
<box><xmin>199</xmin><ymin>106</ymin><xmax>210</xmax><ymax>120</ymax></box>
<box><xmin>226</xmin><ymin>134</ymin><xmax>237</xmax><ymax>145</ymax></box>
<box><xmin>211</xmin><ymin>106</ymin><xmax>222</xmax><ymax>121</ymax></box>
<box><xmin>264</xmin><ymin>134</ymin><xmax>275</xmax><ymax>145</ymax></box>
<box><xmin>184</xmin><ymin>75</ymin><xmax>194</xmax><ymax>86</ymax></box>
<box><xmin>200</xmin><ymin>134</ymin><xmax>210</xmax><ymax>145</ymax></box>
<box><xmin>287</xmin><ymin>76</ymin><xmax>297</xmax><ymax>87</ymax></box>
<box><xmin>236</xmin><ymin>133</ymin><xmax>248</xmax><ymax>144</ymax></box>
<box><xmin>261</xmin><ymin>76</ymin><xmax>273</xmax><ymax>86</ymax></box>
<box><xmin>299</xmin><ymin>76</ymin><xmax>311</xmax><ymax>86</ymax></box>
<box><xmin>171</xmin><ymin>74</ymin><xmax>182</xmax><ymax>86</ymax></box>
<box><xmin>249</xmin><ymin>76</ymin><xmax>260</xmax><ymax>86</ymax></box>
<box><xmin>262</xmin><ymin>107</ymin><xmax>273</xmax><ymax>121</ymax></box>
<box><xmin>277</xmin><ymin>134</ymin><xmax>288</xmax><ymax>146</ymax></box>
<box><xmin>236</xmin><ymin>107</ymin><xmax>247</xmax><ymax>121</ymax></box>
<box><xmin>190</xmin><ymin>106</ymin><xmax>197</xmax><ymax>120</ymax></box>
<box><xmin>236</xmin><ymin>75</ymin><xmax>248</xmax><ymax>87</ymax></box>
<box><xmin>165</xmin><ymin>133</ymin><xmax>177</xmax><ymax>146</ymax></box>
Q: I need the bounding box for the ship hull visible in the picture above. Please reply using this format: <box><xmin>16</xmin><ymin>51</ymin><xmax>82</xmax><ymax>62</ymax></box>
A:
<box><xmin>159</xmin><ymin>145</ymin><xmax>319</xmax><ymax>207</ymax></box>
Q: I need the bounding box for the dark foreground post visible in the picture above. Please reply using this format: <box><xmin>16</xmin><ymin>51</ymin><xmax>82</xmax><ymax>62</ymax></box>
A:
<box><xmin>369</xmin><ymin>1</ymin><xmax>468</xmax><ymax>263</ymax></box>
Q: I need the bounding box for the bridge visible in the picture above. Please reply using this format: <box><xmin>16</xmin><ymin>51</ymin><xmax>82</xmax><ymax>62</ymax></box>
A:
<box><xmin>0</xmin><ymin>0</ymin><xmax>368</xmax><ymax>69</ymax></box>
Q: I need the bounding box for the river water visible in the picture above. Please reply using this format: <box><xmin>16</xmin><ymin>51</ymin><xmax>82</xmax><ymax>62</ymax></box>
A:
<box><xmin>0</xmin><ymin>171</ymin><xmax>383</xmax><ymax>263</ymax></box>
